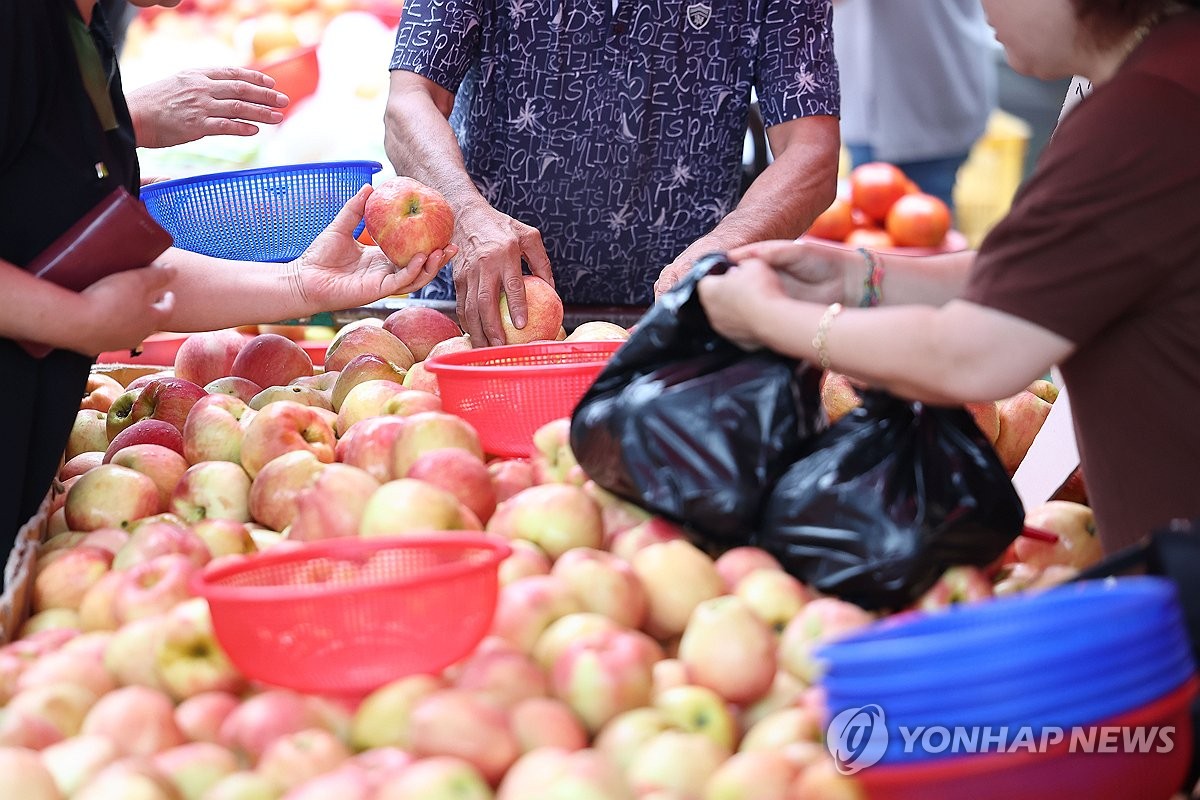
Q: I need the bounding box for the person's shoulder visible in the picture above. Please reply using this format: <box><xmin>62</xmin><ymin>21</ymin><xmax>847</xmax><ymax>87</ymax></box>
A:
<box><xmin>1126</xmin><ymin>11</ymin><xmax>1200</xmax><ymax>97</ymax></box>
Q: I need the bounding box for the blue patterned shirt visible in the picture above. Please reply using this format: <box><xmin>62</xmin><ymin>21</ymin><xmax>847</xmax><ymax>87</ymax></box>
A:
<box><xmin>391</xmin><ymin>0</ymin><xmax>839</xmax><ymax>305</ymax></box>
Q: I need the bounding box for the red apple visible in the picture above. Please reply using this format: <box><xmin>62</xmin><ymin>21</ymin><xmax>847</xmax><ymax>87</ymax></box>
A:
<box><xmin>714</xmin><ymin>546</ymin><xmax>783</xmax><ymax>593</ymax></box>
<box><xmin>550</xmin><ymin>548</ymin><xmax>646</xmax><ymax>629</ymax></box>
<box><xmin>406</xmin><ymin>447</ymin><xmax>497</xmax><ymax>525</ymax></box>
<box><xmin>239</xmin><ymin>400</ymin><xmax>336</xmax><ymax>478</ymax></box>
<box><xmin>231</xmin><ymin>333</ymin><xmax>314</xmax><ymax>390</ymax></box>
<box><xmin>336</xmin><ymin>416</ymin><xmax>409</xmax><ymax>482</ymax></box>
<box><xmin>288</xmin><ymin>462</ymin><xmax>381</xmax><ymax>542</ymax></box>
<box><xmin>364</xmin><ymin>176</ymin><xmax>455</xmax><ymax>267</ymax></box>
<box><xmin>382</xmin><ymin>306</ymin><xmax>464</xmax><ymax>361</ymax></box>
<box><xmin>407</xmin><ymin>689</ymin><xmax>520</xmax><ymax>785</ymax></box>
<box><xmin>32</xmin><ymin>546</ymin><xmax>114</xmax><ymax>613</ymax></box>
<box><xmin>630</xmin><ymin>539</ymin><xmax>725</xmax><ymax>639</ymax></box>
<box><xmin>551</xmin><ymin>628</ymin><xmax>660</xmax><ymax>734</ymax></box>
<box><xmin>173</xmin><ymin>329</ymin><xmax>248</xmax><ymax>387</ymax></box>
<box><xmin>0</xmin><ymin>682</ymin><xmax>98</xmax><ymax>749</ymax></box>
<box><xmin>183</xmin><ymin>393</ymin><xmax>256</xmax><ymax>465</ymax></box>
<box><xmin>112</xmin><ymin>553</ymin><xmax>199</xmax><ymax>624</ymax></box>
<box><xmin>330</xmin><ymin>353</ymin><xmax>410</xmax><ymax>410</ymax></box>
<box><xmin>324</xmin><ymin>325</ymin><xmax>416</xmax><ymax>375</ymax></box>
<box><xmin>499</xmin><ymin>275</ymin><xmax>564</xmax><ymax>345</ymax></box>
<box><xmin>59</xmin><ymin>451</ymin><xmax>104</xmax><ymax>481</ymax></box>
<box><xmin>204</xmin><ymin>375</ymin><xmax>263</xmax><ymax>405</ymax></box>
<box><xmin>915</xmin><ymin>565</ymin><xmax>995</xmax><ymax>611</ymax></box>
<box><xmin>103</xmin><ymin>418</ymin><xmax>186</xmax><ymax>464</ymax></box>
<box><xmin>994</xmin><ymin>383</ymin><xmax>1055</xmax><ymax>474</ymax></box>
<box><xmin>127</xmin><ymin>376</ymin><xmax>209</xmax><ymax>433</ymax></box>
<box><xmin>170</xmin><ymin>460</ymin><xmax>253</xmax><ymax>523</ymax></box>
<box><xmin>358</xmin><ymin>478</ymin><xmax>468</xmax><ymax>535</ymax></box>
<box><xmin>488</xmin><ymin>458</ymin><xmax>536</xmax><ymax>504</ymax></box>
<box><xmin>80</xmin><ymin>685</ymin><xmax>186</xmax><ymax>756</ymax></box>
<box><xmin>485</xmin><ymin>484</ymin><xmax>604</xmax><ymax>560</ymax></box>
<box><xmin>247</xmin><ymin>448</ymin><xmax>327</xmax><ymax>531</ymax></box>
<box><xmin>113</xmin><ymin>518</ymin><xmax>209</xmax><ymax>570</ymax></box>
<box><xmin>154</xmin><ymin>598</ymin><xmax>245</xmax><ymax>701</ymax></box>
<box><xmin>678</xmin><ymin>595</ymin><xmax>777</xmax><ymax>705</ymax></box>
<box><xmin>174</xmin><ymin>691</ymin><xmax>240</xmax><ymax>745</ymax></box>
<box><xmin>490</xmin><ymin>574</ymin><xmax>584</xmax><ymax>654</ymax></box>
<box><xmin>498</xmin><ymin>539</ymin><xmax>553</xmax><ymax>586</ymax></box>
<box><xmin>0</xmin><ymin>741</ymin><xmax>70</xmax><ymax>799</ymax></box>
<box><xmin>217</xmin><ymin>689</ymin><xmax>324</xmax><ymax>765</ymax></box>
<box><xmin>257</xmin><ymin>728</ymin><xmax>351</xmax><ymax>794</ymax></box>
<box><xmin>65</xmin><ymin>464</ymin><xmax>162</xmax><ymax>531</ymax></box>
<box><xmin>109</xmin><ymin>444</ymin><xmax>190</xmax><ymax>510</ymax></box>
<box><xmin>151</xmin><ymin>741</ymin><xmax>240</xmax><ymax>800</ymax></box>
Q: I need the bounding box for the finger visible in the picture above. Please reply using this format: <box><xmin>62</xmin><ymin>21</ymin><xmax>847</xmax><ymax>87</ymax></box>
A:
<box><xmin>208</xmin><ymin>98</ymin><xmax>287</xmax><ymax>124</ymax></box>
<box><xmin>478</xmin><ymin>268</ymin><xmax>510</xmax><ymax>347</ymax></box>
<box><xmin>727</xmin><ymin>239</ymin><xmax>800</xmax><ymax>264</ymax></box>
<box><xmin>517</xmin><ymin>225</ymin><xmax>554</xmax><ymax>288</ymax></box>
<box><xmin>208</xmin><ymin>84</ymin><xmax>290</xmax><ymax>111</ymax></box>
<box><xmin>328</xmin><ymin>186</ymin><xmax>372</xmax><ymax>239</ymax></box>
<box><xmin>202</xmin><ymin>66</ymin><xmax>278</xmax><ymax>89</ymax></box>
<box><xmin>454</xmin><ymin>264</ymin><xmax>486</xmax><ymax>345</ymax></box>
<box><xmin>200</xmin><ymin>119</ymin><xmax>263</xmax><ymax>139</ymax></box>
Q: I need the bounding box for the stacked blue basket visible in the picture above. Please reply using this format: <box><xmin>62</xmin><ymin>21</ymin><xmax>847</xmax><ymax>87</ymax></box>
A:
<box><xmin>817</xmin><ymin>577</ymin><xmax>1197</xmax><ymax>765</ymax></box>
<box><xmin>140</xmin><ymin>161</ymin><xmax>382</xmax><ymax>263</ymax></box>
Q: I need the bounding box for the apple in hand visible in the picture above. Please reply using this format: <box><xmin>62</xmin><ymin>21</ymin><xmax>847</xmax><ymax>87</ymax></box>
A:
<box><xmin>382</xmin><ymin>306</ymin><xmax>464</xmax><ymax>361</ymax></box>
<box><xmin>364</xmin><ymin>176</ymin><xmax>455</xmax><ymax>267</ymax></box>
<box><xmin>173</xmin><ymin>328</ymin><xmax>248</xmax><ymax>387</ymax></box>
<box><xmin>500</xmin><ymin>275</ymin><xmax>564</xmax><ymax>345</ymax></box>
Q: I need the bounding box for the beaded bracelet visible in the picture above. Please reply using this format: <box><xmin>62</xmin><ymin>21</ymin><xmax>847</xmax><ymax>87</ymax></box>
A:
<box><xmin>812</xmin><ymin>302</ymin><xmax>843</xmax><ymax>371</ymax></box>
<box><xmin>858</xmin><ymin>247</ymin><xmax>884</xmax><ymax>308</ymax></box>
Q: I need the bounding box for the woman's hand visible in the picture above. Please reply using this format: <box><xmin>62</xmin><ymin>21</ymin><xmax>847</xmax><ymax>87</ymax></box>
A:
<box><xmin>727</xmin><ymin>238</ymin><xmax>856</xmax><ymax>306</ymax></box>
<box><xmin>290</xmin><ymin>186</ymin><xmax>457</xmax><ymax>311</ymax></box>
<box><xmin>697</xmin><ymin>258</ymin><xmax>790</xmax><ymax>350</ymax></box>
<box><xmin>72</xmin><ymin>264</ymin><xmax>177</xmax><ymax>355</ymax></box>
<box><xmin>127</xmin><ymin>67</ymin><xmax>289</xmax><ymax>149</ymax></box>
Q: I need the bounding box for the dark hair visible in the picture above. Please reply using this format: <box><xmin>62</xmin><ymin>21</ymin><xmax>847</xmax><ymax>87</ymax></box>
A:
<box><xmin>1072</xmin><ymin>0</ymin><xmax>1200</xmax><ymax>45</ymax></box>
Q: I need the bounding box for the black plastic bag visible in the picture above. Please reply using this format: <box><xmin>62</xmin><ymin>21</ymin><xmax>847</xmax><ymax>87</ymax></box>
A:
<box><xmin>756</xmin><ymin>390</ymin><xmax>1024</xmax><ymax>610</ymax></box>
<box><xmin>569</xmin><ymin>253</ymin><xmax>825</xmax><ymax>548</ymax></box>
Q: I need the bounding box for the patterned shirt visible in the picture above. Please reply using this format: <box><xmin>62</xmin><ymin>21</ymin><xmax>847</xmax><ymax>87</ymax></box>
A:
<box><xmin>391</xmin><ymin>0</ymin><xmax>839</xmax><ymax>305</ymax></box>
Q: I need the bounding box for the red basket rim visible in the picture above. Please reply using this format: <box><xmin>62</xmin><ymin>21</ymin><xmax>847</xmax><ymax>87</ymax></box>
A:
<box><xmin>424</xmin><ymin>340</ymin><xmax>622</xmax><ymax>376</ymax></box>
<box><xmin>190</xmin><ymin>533</ymin><xmax>511</xmax><ymax>602</ymax></box>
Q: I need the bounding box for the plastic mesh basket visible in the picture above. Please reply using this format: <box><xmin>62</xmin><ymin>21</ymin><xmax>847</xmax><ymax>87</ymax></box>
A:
<box><xmin>190</xmin><ymin>534</ymin><xmax>510</xmax><ymax>696</ymax></box>
<box><xmin>425</xmin><ymin>340</ymin><xmax>623</xmax><ymax>458</ymax></box>
<box><xmin>139</xmin><ymin>160</ymin><xmax>382</xmax><ymax>262</ymax></box>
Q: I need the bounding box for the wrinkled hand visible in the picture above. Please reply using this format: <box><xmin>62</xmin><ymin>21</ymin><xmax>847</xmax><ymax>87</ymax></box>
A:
<box><xmin>451</xmin><ymin>203</ymin><xmax>552</xmax><ymax>347</ymax></box>
<box><xmin>653</xmin><ymin>258</ymin><xmax>693</xmax><ymax>299</ymax></box>
<box><xmin>696</xmin><ymin>258</ymin><xmax>789</xmax><ymax>350</ymax></box>
<box><xmin>291</xmin><ymin>186</ymin><xmax>456</xmax><ymax>311</ymax></box>
<box><xmin>726</xmin><ymin>239</ymin><xmax>850</xmax><ymax>306</ymax></box>
<box><xmin>128</xmin><ymin>67</ymin><xmax>289</xmax><ymax>149</ymax></box>
<box><xmin>75</xmin><ymin>264</ymin><xmax>177</xmax><ymax>355</ymax></box>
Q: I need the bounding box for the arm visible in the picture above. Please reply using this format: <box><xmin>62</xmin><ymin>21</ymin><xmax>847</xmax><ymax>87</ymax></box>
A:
<box><xmin>653</xmin><ymin>114</ymin><xmax>840</xmax><ymax>296</ymax></box>
<box><xmin>383</xmin><ymin>71</ymin><xmax>551</xmax><ymax>346</ymax></box>
<box><xmin>126</xmin><ymin>67</ymin><xmax>288</xmax><ymax>149</ymax></box>
<box><xmin>696</xmin><ymin>258</ymin><xmax>1073</xmax><ymax>404</ymax></box>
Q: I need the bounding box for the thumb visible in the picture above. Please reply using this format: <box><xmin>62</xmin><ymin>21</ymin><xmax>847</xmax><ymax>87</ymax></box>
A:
<box><xmin>329</xmin><ymin>185</ymin><xmax>372</xmax><ymax>238</ymax></box>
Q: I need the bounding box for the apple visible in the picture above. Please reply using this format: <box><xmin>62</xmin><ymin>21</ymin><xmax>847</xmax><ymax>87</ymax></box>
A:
<box><xmin>426</xmin><ymin>334</ymin><xmax>473</xmax><ymax>360</ymax></box>
<box><xmin>16</xmin><ymin>609</ymin><xmax>82</xmax><ymax>639</ymax></box>
<box><xmin>495</xmin><ymin>539</ymin><xmax>550</xmax><ymax>586</ymax></box>
<box><xmin>734</xmin><ymin>568</ymin><xmax>813</xmax><ymax>634</ymax></box>
<box><xmin>32</xmin><ymin>546</ymin><xmax>113</xmax><ymax>613</ymax></box>
<box><xmin>109</xmin><ymin>444</ymin><xmax>190</xmax><ymax>511</ymax></box>
<box><xmin>490</xmin><ymin>574</ymin><xmax>584</xmax><ymax>653</ymax></box>
<box><xmin>127</xmin><ymin>371</ymin><xmax>173</xmax><ymax>391</ymax></box>
<box><xmin>582</xmin><ymin>481</ymin><xmax>653</xmax><ymax>546</ymax></box>
<box><xmin>104</xmin><ymin>615</ymin><xmax>169</xmax><ymax>690</ymax></box>
<box><xmin>231</xmin><ymin>334</ymin><xmax>314</xmax><ymax>390</ymax></box>
<box><xmin>152</xmin><ymin>741</ymin><xmax>239</xmax><ymax>800</ymax></box>
<box><xmin>200</xmin><ymin>771</ymin><xmax>281</xmax><ymax>800</ymax></box>
<box><xmin>59</xmin><ymin>451</ymin><xmax>104</xmax><ymax>482</ymax></box>
<box><xmin>248</xmin><ymin>384</ymin><xmax>333</xmax><ymax>413</ymax></box>
<box><xmin>488</xmin><ymin>459</ymin><xmax>536</xmax><ymax>504</ymax></box>
<box><xmin>390</xmin><ymin>410</ymin><xmax>483</xmax><ymax>477</ymax></box>
<box><xmin>0</xmin><ymin>746</ymin><xmax>63</xmax><ymax>800</ymax></box>
<box><xmin>550</xmin><ymin>548</ymin><xmax>646</xmax><ymax>629</ymax></box>
<box><xmin>256</xmin><ymin>728</ymin><xmax>351</xmax><ymax>794</ymax></box>
<box><xmin>1050</xmin><ymin>465</ymin><xmax>1090</xmax><ymax>505</ymax></box>
<box><xmin>364</xmin><ymin>176</ymin><xmax>455</xmax><ymax>267</ymax></box>
<box><xmin>103</xmin><ymin>418</ymin><xmax>187</xmax><ymax>465</ymax></box>
<box><xmin>530</xmin><ymin>418</ymin><xmax>586</xmax><ymax>485</ymax></box>
<box><xmin>508</xmin><ymin>698</ymin><xmax>588</xmax><ymax>754</ymax></box>
<box><xmin>204</xmin><ymin>376</ymin><xmax>264</xmax><ymax>405</ymax></box>
<box><xmin>71</xmin><ymin>758</ymin><xmax>182</xmax><ymax>800</ymax></box>
<box><xmin>406</xmin><ymin>447</ymin><xmax>497</xmax><ymax>524</ymax></box>
<box><xmin>496</xmin><ymin>747</ymin><xmax>631</xmax><ymax>800</ymax></box>
<box><xmin>678</xmin><ymin>595</ymin><xmax>776</xmax><ymax>705</ymax></box>
<box><xmin>175</xmin><ymin>691</ymin><xmax>241</xmax><ymax>745</ymax></box>
<box><xmin>280</xmin><ymin>765</ymin><xmax>375</xmax><ymax>800</ymax></box>
<box><xmin>915</xmin><ymin>565</ymin><xmax>995</xmax><ymax>611</ymax></box>
<box><xmin>651</xmin><ymin>658</ymin><xmax>691</xmax><ymax>699</ymax></box>
<box><xmin>0</xmin><ymin>682</ymin><xmax>98</xmax><ymax>749</ymax></box>
<box><xmin>113</xmin><ymin>520</ymin><xmax>209</xmax><ymax>571</ymax></box>
<box><xmin>191</xmin><ymin>519</ymin><xmax>256</xmax><ymax>558</ymax></box>
<box><xmin>105</xmin><ymin>388</ymin><xmax>143</xmax><ymax>440</ymax></box>
<box><xmin>499</xmin><ymin>275</ymin><xmax>564</xmax><ymax>345</ymax></box>
<box><xmin>78</xmin><ymin>569</ymin><xmax>126</xmax><ymax>631</ymax></box>
<box><xmin>218</xmin><ymin>689</ymin><xmax>325</xmax><ymax>766</ymax></box>
<box><xmin>1016</xmin><ymin>500</ymin><xmax>1104</xmax><ymax>569</ymax></box>
<box><xmin>382</xmin><ymin>306</ymin><xmax>463</xmax><ymax>361</ymax></box>
<box><xmin>994</xmin><ymin>382</ymin><xmax>1055</xmax><ymax>474</ymax></box>
<box><xmin>407</xmin><ymin>689</ymin><xmax>520</xmax><ymax>785</ymax></box>
<box><xmin>170</xmin><ymin>461</ymin><xmax>254</xmax><ymax>524</ymax></box>
<box><xmin>239</xmin><ymin>400</ymin><xmax>336</xmax><ymax>478</ymax></box>
<box><xmin>625</xmin><ymin>730</ymin><xmax>730</xmax><ymax>799</ymax></box>
<box><xmin>124</xmin><ymin>377</ymin><xmax>209</xmax><ymax>435</ymax></box>
<box><xmin>374</xmin><ymin>756</ymin><xmax>493</xmax><ymax>800</ymax></box>
<box><xmin>777</xmin><ymin>598</ymin><xmax>875</xmax><ymax>684</ymax></box>
<box><xmin>328</xmin><ymin>317</ymin><xmax>384</xmax><ymax>349</ymax></box>
<box><xmin>359</xmin><ymin>478</ymin><xmax>468</xmax><ymax>535</ymax></box>
<box><xmin>453</xmin><ymin>646</ymin><xmax>549</xmax><ymax>710</ymax></box>
<box><xmin>704</xmin><ymin>750</ymin><xmax>799</xmax><ymax>800</ymax></box>
<box><xmin>82</xmin><ymin>372</ymin><xmax>126</xmax><ymax>413</ymax></box>
<box><xmin>154</xmin><ymin>598</ymin><xmax>244</xmax><ymax>701</ymax></box>
<box><xmin>739</xmin><ymin>707</ymin><xmax>822</xmax><ymax>757</ymax></box>
<box><xmin>486</xmin><ymin>484</ymin><xmax>603</xmax><ymax>560</ymax></box>
<box><xmin>350</xmin><ymin>674</ymin><xmax>446</xmax><ymax>751</ymax></box>
<box><xmin>336</xmin><ymin>416</ymin><xmax>408</xmax><ymax>482</ymax></box>
<box><xmin>790</xmin><ymin>759</ymin><xmax>869</xmax><ymax>800</ymax></box>
<box><xmin>41</xmin><ymin>734</ymin><xmax>122</xmax><ymax>797</ymax></box>
<box><xmin>325</xmin><ymin>325</ymin><xmax>416</xmax><ymax>375</ymax></box>
<box><xmin>630</xmin><ymin>540</ymin><xmax>725</xmax><ymax>639</ymax></box>
<box><xmin>288</xmin><ymin>462</ymin><xmax>381</xmax><ymax>542</ymax></box>
<box><xmin>67</xmin><ymin>408</ymin><xmax>111</xmax><ymax>459</ymax></box>
<box><xmin>65</xmin><ymin>464</ymin><xmax>162</xmax><ymax>531</ymax></box>
<box><xmin>819</xmin><ymin>371</ymin><xmax>863</xmax><ymax>424</ymax></box>
<box><xmin>653</xmin><ymin>684</ymin><xmax>738</xmax><ymax>752</ymax></box>
<box><xmin>609</xmin><ymin>517</ymin><xmax>687</xmax><ymax>562</ymax></box>
<box><xmin>563</xmin><ymin>320</ymin><xmax>631</xmax><ymax>343</ymax></box>
<box><xmin>247</xmin><ymin>449</ymin><xmax>326</xmax><ymax>532</ymax></box>
<box><xmin>530</xmin><ymin>613</ymin><xmax>621</xmax><ymax>673</ymax></box>
<box><xmin>79</xmin><ymin>685</ymin><xmax>185</xmax><ymax>756</ymax></box>
<box><xmin>333</xmin><ymin>378</ymin><xmax>407</xmax><ymax>433</ymax></box>
<box><xmin>184</xmin><ymin>393</ymin><xmax>256</xmax><ymax>465</ymax></box>
<box><xmin>112</xmin><ymin>554</ymin><xmax>199</xmax><ymax>624</ymax></box>
<box><xmin>714</xmin><ymin>546</ymin><xmax>783</xmax><ymax>593</ymax></box>
<box><xmin>551</xmin><ymin>628</ymin><xmax>659</xmax><ymax>733</ymax></box>
<box><xmin>173</xmin><ymin>328</ymin><xmax>248</xmax><ymax>387</ymax></box>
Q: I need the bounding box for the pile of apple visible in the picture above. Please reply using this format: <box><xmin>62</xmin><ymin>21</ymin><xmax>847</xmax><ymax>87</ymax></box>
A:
<box><xmin>1</xmin><ymin>304</ymin><xmax>1102</xmax><ymax>799</ymax></box>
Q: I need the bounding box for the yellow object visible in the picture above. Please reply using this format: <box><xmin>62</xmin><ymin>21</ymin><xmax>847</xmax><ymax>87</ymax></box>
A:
<box><xmin>953</xmin><ymin>110</ymin><xmax>1033</xmax><ymax>249</ymax></box>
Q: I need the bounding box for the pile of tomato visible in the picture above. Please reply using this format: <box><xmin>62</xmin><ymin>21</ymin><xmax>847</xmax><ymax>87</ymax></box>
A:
<box><xmin>807</xmin><ymin>162</ymin><xmax>953</xmax><ymax>249</ymax></box>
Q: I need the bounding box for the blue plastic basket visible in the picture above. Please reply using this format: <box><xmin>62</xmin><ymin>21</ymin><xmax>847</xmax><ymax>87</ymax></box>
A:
<box><xmin>140</xmin><ymin>160</ymin><xmax>382</xmax><ymax>263</ymax></box>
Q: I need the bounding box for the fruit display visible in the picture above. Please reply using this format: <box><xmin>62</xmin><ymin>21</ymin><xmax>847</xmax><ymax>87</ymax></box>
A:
<box><xmin>0</xmin><ymin>294</ymin><xmax>1106</xmax><ymax>798</ymax></box>
<box><xmin>805</xmin><ymin>162</ymin><xmax>962</xmax><ymax>252</ymax></box>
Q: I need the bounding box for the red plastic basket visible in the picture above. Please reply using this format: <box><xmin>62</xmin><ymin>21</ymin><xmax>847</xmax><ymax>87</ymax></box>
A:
<box><xmin>424</xmin><ymin>340</ymin><xmax>622</xmax><ymax>457</ymax></box>
<box><xmin>190</xmin><ymin>534</ymin><xmax>511</xmax><ymax>696</ymax></box>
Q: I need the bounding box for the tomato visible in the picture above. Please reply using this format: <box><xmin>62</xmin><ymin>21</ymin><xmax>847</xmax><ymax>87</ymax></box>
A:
<box><xmin>806</xmin><ymin>197</ymin><xmax>854</xmax><ymax>242</ymax></box>
<box><xmin>845</xmin><ymin>227</ymin><xmax>896</xmax><ymax>249</ymax></box>
<box><xmin>849</xmin><ymin>207</ymin><xmax>878</xmax><ymax>231</ymax></box>
<box><xmin>849</xmin><ymin>162</ymin><xmax>910</xmax><ymax>224</ymax></box>
<box><xmin>885</xmin><ymin>193</ymin><xmax>952</xmax><ymax>248</ymax></box>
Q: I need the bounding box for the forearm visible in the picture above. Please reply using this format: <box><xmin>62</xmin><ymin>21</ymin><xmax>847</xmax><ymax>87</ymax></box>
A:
<box><xmin>0</xmin><ymin>262</ymin><xmax>95</xmax><ymax>350</ymax></box>
<box><xmin>154</xmin><ymin>249</ymin><xmax>311</xmax><ymax>332</ymax></box>
<box><xmin>841</xmin><ymin>249</ymin><xmax>977</xmax><ymax>309</ymax></box>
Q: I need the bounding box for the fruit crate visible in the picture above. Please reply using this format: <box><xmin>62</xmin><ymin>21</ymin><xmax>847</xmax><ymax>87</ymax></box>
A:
<box><xmin>954</xmin><ymin>110</ymin><xmax>1032</xmax><ymax>248</ymax></box>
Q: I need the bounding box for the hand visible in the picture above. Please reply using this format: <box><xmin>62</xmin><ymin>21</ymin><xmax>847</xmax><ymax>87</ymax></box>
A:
<box><xmin>696</xmin><ymin>258</ymin><xmax>789</xmax><ymax>350</ymax></box>
<box><xmin>726</xmin><ymin>239</ymin><xmax>853</xmax><ymax>306</ymax></box>
<box><xmin>450</xmin><ymin>203</ymin><xmax>552</xmax><ymax>347</ymax></box>
<box><xmin>127</xmin><ymin>67</ymin><xmax>289</xmax><ymax>149</ymax></box>
<box><xmin>653</xmin><ymin>258</ymin><xmax>693</xmax><ymax>299</ymax></box>
<box><xmin>73</xmin><ymin>264</ymin><xmax>177</xmax><ymax>355</ymax></box>
<box><xmin>290</xmin><ymin>186</ymin><xmax>457</xmax><ymax>311</ymax></box>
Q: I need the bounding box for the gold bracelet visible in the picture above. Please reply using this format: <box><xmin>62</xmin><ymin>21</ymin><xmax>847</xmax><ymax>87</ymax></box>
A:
<box><xmin>812</xmin><ymin>302</ymin><xmax>843</xmax><ymax>370</ymax></box>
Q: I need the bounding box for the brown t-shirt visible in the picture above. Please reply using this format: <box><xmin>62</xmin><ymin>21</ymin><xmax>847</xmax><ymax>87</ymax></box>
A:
<box><xmin>963</xmin><ymin>12</ymin><xmax>1200</xmax><ymax>552</ymax></box>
